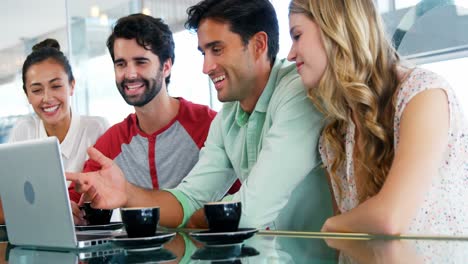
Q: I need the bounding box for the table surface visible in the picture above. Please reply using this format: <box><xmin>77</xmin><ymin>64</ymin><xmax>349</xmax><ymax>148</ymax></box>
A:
<box><xmin>1</xmin><ymin>225</ymin><xmax>467</xmax><ymax>263</ymax></box>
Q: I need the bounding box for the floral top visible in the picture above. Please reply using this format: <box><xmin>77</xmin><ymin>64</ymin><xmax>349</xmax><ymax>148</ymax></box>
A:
<box><xmin>319</xmin><ymin>68</ymin><xmax>468</xmax><ymax>235</ymax></box>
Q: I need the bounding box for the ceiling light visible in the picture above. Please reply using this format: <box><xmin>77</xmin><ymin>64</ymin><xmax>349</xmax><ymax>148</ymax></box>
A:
<box><xmin>99</xmin><ymin>14</ymin><xmax>109</xmax><ymax>25</ymax></box>
<box><xmin>142</xmin><ymin>7</ymin><xmax>151</xmax><ymax>16</ymax></box>
<box><xmin>90</xmin><ymin>5</ymin><xmax>100</xmax><ymax>17</ymax></box>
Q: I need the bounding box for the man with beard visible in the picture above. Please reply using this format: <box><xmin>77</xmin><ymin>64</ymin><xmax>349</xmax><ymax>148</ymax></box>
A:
<box><xmin>69</xmin><ymin>14</ymin><xmax>240</xmax><ymax>224</ymax></box>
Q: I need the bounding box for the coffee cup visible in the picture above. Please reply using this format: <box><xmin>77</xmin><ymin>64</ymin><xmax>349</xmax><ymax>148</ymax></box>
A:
<box><xmin>204</xmin><ymin>201</ymin><xmax>241</xmax><ymax>232</ymax></box>
<box><xmin>120</xmin><ymin>207</ymin><xmax>159</xmax><ymax>238</ymax></box>
<box><xmin>80</xmin><ymin>202</ymin><xmax>113</xmax><ymax>225</ymax></box>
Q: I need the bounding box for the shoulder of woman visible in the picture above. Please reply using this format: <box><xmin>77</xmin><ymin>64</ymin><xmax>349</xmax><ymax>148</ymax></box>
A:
<box><xmin>7</xmin><ymin>115</ymin><xmax>38</xmax><ymax>142</ymax></box>
<box><xmin>78</xmin><ymin>115</ymin><xmax>110</xmax><ymax>131</ymax></box>
<box><xmin>399</xmin><ymin>67</ymin><xmax>449</xmax><ymax>89</ymax></box>
<box><xmin>13</xmin><ymin>114</ymin><xmax>38</xmax><ymax>128</ymax></box>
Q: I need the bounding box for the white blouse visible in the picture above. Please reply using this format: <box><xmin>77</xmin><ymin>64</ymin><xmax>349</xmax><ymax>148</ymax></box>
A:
<box><xmin>8</xmin><ymin>111</ymin><xmax>108</xmax><ymax>173</ymax></box>
<box><xmin>319</xmin><ymin>68</ymin><xmax>468</xmax><ymax>235</ymax></box>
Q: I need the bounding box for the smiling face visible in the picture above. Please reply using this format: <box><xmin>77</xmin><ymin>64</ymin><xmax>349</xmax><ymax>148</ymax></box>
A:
<box><xmin>197</xmin><ymin>18</ymin><xmax>258</xmax><ymax>103</ymax></box>
<box><xmin>113</xmin><ymin>38</ymin><xmax>170</xmax><ymax>107</ymax></box>
<box><xmin>287</xmin><ymin>13</ymin><xmax>328</xmax><ymax>89</ymax></box>
<box><xmin>24</xmin><ymin>58</ymin><xmax>74</xmax><ymax>127</ymax></box>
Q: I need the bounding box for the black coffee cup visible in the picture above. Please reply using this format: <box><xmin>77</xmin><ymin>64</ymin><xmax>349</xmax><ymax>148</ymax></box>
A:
<box><xmin>120</xmin><ymin>207</ymin><xmax>159</xmax><ymax>238</ymax></box>
<box><xmin>204</xmin><ymin>201</ymin><xmax>241</xmax><ymax>232</ymax></box>
<box><xmin>80</xmin><ymin>202</ymin><xmax>113</xmax><ymax>225</ymax></box>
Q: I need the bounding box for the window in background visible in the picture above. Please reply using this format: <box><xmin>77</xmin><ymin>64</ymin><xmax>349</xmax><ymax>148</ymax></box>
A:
<box><xmin>79</xmin><ymin>53</ymin><xmax>134</xmax><ymax>125</ymax></box>
<box><xmin>170</xmin><ymin>30</ymin><xmax>214</xmax><ymax>110</ymax></box>
<box><xmin>395</xmin><ymin>0</ymin><xmax>422</xmax><ymax>9</ymax></box>
<box><xmin>0</xmin><ymin>78</ymin><xmax>29</xmax><ymax>118</ymax></box>
<box><xmin>0</xmin><ymin>79</ymin><xmax>28</xmax><ymax>143</ymax></box>
<box><xmin>0</xmin><ymin>0</ymin><xmax>69</xmax><ymax>143</ymax></box>
<box><xmin>0</xmin><ymin>0</ymin><xmax>69</xmax><ymax>118</ymax></box>
<box><xmin>421</xmin><ymin>57</ymin><xmax>468</xmax><ymax>116</ymax></box>
<box><xmin>68</xmin><ymin>1</ymin><xmax>136</xmax><ymax>125</ymax></box>
<box><xmin>389</xmin><ymin>1</ymin><xmax>468</xmax><ymax>117</ymax></box>
<box><xmin>271</xmin><ymin>0</ymin><xmax>293</xmax><ymax>60</ymax></box>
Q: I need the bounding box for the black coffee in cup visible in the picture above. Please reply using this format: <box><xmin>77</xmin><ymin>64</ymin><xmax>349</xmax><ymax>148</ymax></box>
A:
<box><xmin>204</xmin><ymin>201</ymin><xmax>241</xmax><ymax>232</ymax></box>
<box><xmin>120</xmin><ymin>207</ymin><xmax>159</xmax><ymax>238</ymax></box>
<box><xmin>80</xmin><ymin>202</ymin><xmax>113</xmax><ymax>225</ymax></box>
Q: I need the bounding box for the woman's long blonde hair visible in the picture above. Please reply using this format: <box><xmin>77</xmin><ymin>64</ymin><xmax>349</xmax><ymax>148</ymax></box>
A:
<box><xmin>290</xmin><ymin>0</ymin><xmax>401</xmax><ymax>202</ymax></box>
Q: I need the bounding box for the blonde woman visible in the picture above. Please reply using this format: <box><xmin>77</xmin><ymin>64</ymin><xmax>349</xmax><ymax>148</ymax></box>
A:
<box><xmin>287</xmin><ymin>0</ymin><xmax>467</xmax><ymax>235</ymax></box>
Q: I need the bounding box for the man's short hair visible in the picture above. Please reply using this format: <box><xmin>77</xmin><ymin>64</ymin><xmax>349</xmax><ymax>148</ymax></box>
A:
<box><xmin>107</xmin><ymin>14</ymin><xmax>175</xmax><ymax>85</ymax></box>
<box><xmin>185</xmin><ymin>0</ymin><xmax>279</xmax><ymax>63</ymax></box>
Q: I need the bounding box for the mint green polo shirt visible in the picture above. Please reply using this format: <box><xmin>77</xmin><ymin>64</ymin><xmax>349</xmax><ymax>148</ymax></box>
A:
<box><xmin>166</xmin><ymin>59</ymin><xmax>332</xmax><ymax>231</ymax></box>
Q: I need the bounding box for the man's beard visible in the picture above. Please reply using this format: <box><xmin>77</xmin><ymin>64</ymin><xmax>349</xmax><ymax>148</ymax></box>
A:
<box><xmin>117</xmin><ymin>70</ymin><xmax>163</xmax><ymax>107</ymax></box>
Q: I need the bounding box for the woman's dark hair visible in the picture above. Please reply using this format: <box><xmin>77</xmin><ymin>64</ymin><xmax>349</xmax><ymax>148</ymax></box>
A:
<box><xmin>185</xmin><ymin>0</ymin><xmax>279</xmax><ymax>63</ymax></box>
<box><xmin>21</xmin><ymin>38</ymin><xmax>74</xmax><ymax>94</ymax></box>
<box><xmin>106</xmin><ymin>14</ymin><xmax>175</xmax><ymax>86</ymax></box>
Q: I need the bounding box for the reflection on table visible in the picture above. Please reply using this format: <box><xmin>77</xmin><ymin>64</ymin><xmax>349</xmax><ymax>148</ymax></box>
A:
<box><xmin>1</xmin><ymin>228</ymin><xmax>468</xmax><ymax>263</ymax></box>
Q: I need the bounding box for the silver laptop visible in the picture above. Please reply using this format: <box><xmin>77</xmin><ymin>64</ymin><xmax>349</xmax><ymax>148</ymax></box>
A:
<box><xmin>0</xmin><ymin>137</ymin><xmax>111</xmax><ymax>249</ymax></box>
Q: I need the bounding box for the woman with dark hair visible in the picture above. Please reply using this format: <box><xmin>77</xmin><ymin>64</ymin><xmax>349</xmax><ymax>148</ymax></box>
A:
<box><xmin>8</xmin><ymin>38</ymin><xmax>108</xmax><ymax>172</ymax></box>
<box><xmin>0</xmin><ymin>39</ymin><xmax>108</xmax><ymax>224</ymax></box>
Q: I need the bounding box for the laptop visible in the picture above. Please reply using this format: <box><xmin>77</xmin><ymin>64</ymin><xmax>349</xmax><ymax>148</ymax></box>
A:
<box><xmin>0</xmin><ymin>137</ymin><xmax>112</xmax><ymax>250</ymax></box>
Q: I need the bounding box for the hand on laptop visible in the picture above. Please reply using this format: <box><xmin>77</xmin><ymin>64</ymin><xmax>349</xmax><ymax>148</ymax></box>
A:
<box><xmin>66</xmin><ymin>147</ymin><xmax>128</xmax><ymax>209</ymax></box>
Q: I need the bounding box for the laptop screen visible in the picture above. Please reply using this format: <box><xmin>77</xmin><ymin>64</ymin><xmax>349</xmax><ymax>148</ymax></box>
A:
<box><xmin>0</xmin><ymin>137</ymin><xmax>79</xmax><ymax>249</ymax></box>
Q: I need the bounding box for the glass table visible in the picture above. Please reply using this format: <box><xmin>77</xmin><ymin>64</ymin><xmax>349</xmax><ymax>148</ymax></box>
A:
<box><xmin>1</xmin><ymin>225</ymin><xmax>467</xmax><ymax>263</ymax></box>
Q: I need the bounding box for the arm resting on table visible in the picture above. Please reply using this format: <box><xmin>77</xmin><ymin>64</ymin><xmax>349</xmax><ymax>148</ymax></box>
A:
<box><xmin>322</xmin><ymin>89</ymin><xmax>449</xmax><ymax>234</ymax></box>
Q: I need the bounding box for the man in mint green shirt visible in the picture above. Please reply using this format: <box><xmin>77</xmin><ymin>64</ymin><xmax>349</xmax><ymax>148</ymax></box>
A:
<box><xmin>169</xmin><ymin>57</ymin><xmax>332</xmax><ymax>231</ymax></box>
<box><xmin>67</xmin><ymin>0</ymin><xmax>332</xmax><ymax>231</ymax></box>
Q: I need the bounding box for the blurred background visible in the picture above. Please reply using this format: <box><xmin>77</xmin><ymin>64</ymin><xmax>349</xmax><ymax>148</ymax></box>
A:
<box><xmin>1</xmin><ymin>0</ymin><xmax>467</xmax><ymax>143</ymax></box>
